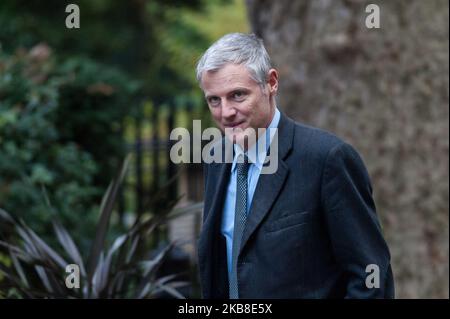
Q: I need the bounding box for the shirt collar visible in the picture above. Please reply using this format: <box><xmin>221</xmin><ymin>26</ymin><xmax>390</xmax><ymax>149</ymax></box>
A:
<box><xmin>232</xmin><ymin>107</ymin><xmax>281</xmax><ymax>172</ymax></box>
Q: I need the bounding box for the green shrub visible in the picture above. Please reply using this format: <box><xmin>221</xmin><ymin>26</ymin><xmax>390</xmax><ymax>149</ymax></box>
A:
<box><xmin>0</xmin><ymin>45</ymin><xmax>140</xmax><ymax>250</ymax></box>
<box><xmin>0</xmin><ymin>158</ymin><xmax>203</xmax><ymax>298</ymax></box>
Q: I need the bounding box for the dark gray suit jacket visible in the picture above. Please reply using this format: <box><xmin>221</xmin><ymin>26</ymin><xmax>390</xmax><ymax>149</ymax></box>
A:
<box><xmin>197</xmin><ymin>112</ymin><xmax>395</xmax><ymax>298</ymax></box>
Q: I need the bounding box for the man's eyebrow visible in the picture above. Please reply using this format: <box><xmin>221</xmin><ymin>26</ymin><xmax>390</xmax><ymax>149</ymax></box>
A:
<box><xmin>204</xmin><ymin>93</ymin><xmax>217</xmax><ymax>99</ymax></box>
<box><xmin>205</xmin><ymin>87</ymin><xmax>249</xmax><ymax>98</ymax></box>
<box><xmin>229</xmin><ymin>87</ymin><xmax>249</xmax><ymax>92</ymax></box>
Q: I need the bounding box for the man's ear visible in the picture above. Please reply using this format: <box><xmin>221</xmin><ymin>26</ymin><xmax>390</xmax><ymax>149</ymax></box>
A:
<box><xmin>267</xmin><ymin>68</ymin><xmax>279</xmax><ymax>96</ymax></box>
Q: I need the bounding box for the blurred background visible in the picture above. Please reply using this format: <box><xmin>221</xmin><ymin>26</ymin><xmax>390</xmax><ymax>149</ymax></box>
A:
<box><xmin>0</xmin><ymin>0</ymin><xmax>448</xmax><ymax>298</ymax></box>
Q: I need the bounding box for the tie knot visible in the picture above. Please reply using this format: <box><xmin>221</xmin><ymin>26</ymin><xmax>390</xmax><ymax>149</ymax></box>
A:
<box><xmin>236</xmin><ymin>154</ymin><xmax>250</xmax><ymax>176</ymax></box>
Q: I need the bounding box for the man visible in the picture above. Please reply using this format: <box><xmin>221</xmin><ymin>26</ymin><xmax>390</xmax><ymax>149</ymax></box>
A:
<box><xmin>196</xmin><ymin>33</ymin><xmax>394</xmax><ymax>299</ymax></box>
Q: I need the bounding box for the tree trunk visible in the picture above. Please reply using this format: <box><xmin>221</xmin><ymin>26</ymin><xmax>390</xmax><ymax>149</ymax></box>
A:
<box><xmin>246</xmin><ymin>0</ymin><xmax>449</xmax><ymax>298</ymax></box>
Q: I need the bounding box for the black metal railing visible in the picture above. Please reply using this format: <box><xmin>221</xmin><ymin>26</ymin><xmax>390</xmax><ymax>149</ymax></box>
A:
<box><xmin>117</xmin><ymin>101</ymin><xmax>205</xmax><ymax>236</ymax></box>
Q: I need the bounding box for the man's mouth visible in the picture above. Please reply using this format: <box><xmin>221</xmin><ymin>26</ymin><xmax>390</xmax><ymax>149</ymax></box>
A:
<box><xmin>224</xmin><ymin>120</ymin><xmax>245</xmax><ymax>129</ymax></box>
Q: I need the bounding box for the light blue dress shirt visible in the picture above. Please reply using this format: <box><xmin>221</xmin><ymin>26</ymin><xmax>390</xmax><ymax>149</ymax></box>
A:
<box><xmin>221</xmin><ymin>107</ymin><xmax>281</xmax><ymax>278</ymax></box>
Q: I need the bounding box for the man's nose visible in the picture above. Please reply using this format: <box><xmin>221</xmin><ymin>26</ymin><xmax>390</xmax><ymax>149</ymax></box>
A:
<box><xmin>222</xmin><ymin>100</ymin><xmax>237</xmax><ymax>118</ymax></box>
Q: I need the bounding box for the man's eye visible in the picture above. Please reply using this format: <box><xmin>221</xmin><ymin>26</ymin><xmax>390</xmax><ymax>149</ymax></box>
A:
<box><xmin>233</xmin><ymin>91</ymin><xmax>246</xmax><ymax>100</ymax></box>
<box><xmin>208</xmin><ymin>97</ymin><xmax>220</xmax><ymax>106</ymax></box>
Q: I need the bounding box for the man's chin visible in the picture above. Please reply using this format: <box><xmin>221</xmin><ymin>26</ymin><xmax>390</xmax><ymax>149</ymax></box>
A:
<box><xmin>224</xmin><ymin>130</ymin><xmax>257</xmax><ymax>150</ymax></box>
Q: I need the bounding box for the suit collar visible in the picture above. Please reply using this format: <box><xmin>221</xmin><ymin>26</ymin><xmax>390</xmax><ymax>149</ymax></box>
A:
<box><xmin>276</xmin><ymin>111</ymin><xmax>295</xmax><ymax>161</ymax></box>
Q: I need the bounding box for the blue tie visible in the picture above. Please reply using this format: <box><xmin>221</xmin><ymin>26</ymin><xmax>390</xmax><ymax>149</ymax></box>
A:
<box><xmin>229</xmin><ymin>154</ymin><xmax>250</xmax><ymax>299</ymax></box>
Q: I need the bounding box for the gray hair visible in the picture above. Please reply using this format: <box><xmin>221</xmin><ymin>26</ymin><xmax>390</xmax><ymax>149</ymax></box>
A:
<box><xmin>196</xmin><ymin>33</ymin><xmax>272</xmax><ymax>86</ymax></box>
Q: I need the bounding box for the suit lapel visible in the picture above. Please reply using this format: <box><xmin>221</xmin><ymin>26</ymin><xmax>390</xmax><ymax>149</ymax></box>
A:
<box><xmin>240</xmin><ymin>113</ymin><xmax>295</xmax><ymax>254</ymax></box>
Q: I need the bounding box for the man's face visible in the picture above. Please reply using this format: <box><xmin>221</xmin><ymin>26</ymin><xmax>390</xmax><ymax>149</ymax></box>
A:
<box><xmin>200</xmin><ymin>63</ymin><xmax>278</xmax><ymax>148</ymax></box>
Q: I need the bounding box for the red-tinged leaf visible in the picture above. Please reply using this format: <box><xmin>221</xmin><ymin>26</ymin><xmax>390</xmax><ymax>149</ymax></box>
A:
<box><xmin>53</xmin><ymin>220</ymin><xmax>86</xmax><ymax>277</ymax></box>
<box><xmin>21</xmin><ymin>223</ymin><xmax>68</xmax><ymax>269</ymax></box>
<box><xmin>87</xmin><ymin>155</ymin><xmax>130</xmax><ymax>280</ymax></box>
<box><xmin>9</xmin><ymin>250</ymin><xmax>30</xmax><ymax>288</ymax></box>
<box><xmin>0</xmin><ymin>208</ymin><xmax>15</xmax><ymax>224</ymax></box>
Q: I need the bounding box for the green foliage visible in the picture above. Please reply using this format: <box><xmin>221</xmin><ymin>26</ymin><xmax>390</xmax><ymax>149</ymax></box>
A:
<box><xmin>54</xmin><ymin>55</ymin><xmax>141</xmax><ymax>188</ymax></box>
<box><xmin>0</xmin><ymin>158</ymin><xmax>203</xmax><ymax>298</ymax></box>
<box><xmin>0</xmin><ymin>0</ymin><xmax>202</xmax><ymax>97</ymax></box>
<box><xmin>0</xmin><ymin>46</ymin><xmax>140</xmax><ymax>250</ymax></box>
<box><xmin>0</xmin><ymin>0</ymin><xmax>247</xmax><ymax>113</ymax></box>
<box><xmin>0</xmin><ymin>0</ymin><xmax>200</xmax><ymax>67</ymax></box>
